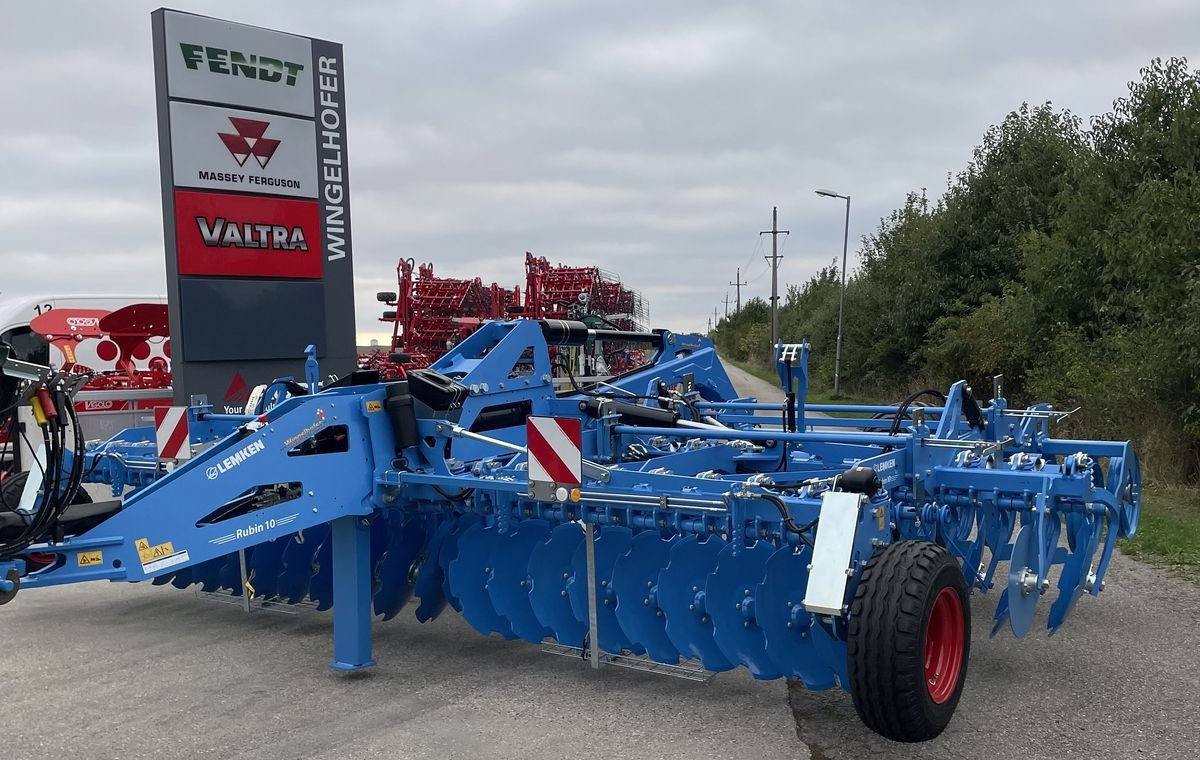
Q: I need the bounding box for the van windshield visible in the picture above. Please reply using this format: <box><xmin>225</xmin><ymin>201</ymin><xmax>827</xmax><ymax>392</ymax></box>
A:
<box><xmin>0</xmin><ymin>326</ymin><xmax>50</xmax><ymax>366</ymax></box>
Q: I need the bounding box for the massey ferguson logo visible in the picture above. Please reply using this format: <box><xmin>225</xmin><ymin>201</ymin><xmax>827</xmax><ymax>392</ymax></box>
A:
<box><xmin>219</xmin><ymin>117</ymin><xmax>280</xmax><ymax>169</ymax></box>
<box><xmin>195</xmin><ymin>216</ymin><xmax>309</xmax><ymax>251</ymax></box>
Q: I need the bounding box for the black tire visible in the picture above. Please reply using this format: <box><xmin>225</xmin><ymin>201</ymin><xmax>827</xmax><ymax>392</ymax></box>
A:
<box><xmin>0</xmin><ymin>472</ymin><xmax>91</xmax><ymax>569</ymax></box>
<box><xmin>847</xmin><ymin>540</ymin><xmax>970</xmax><ymax>742</ymax></box>
<box><xmin>0</xmin><ymin>470</ymin><xmax>29</xmax><ymax>513</ymax></box>
<box><xmin>2</xmin><ymin>471</ymin><xmax>91</xmax><ymax>509</ymax></box>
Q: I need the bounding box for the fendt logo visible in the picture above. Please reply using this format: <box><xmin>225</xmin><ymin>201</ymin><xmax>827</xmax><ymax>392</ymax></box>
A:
<box><xmin>218</xmin><ymin>117</ymin><xmax>280</xmax><ymax>169</ymax></box>
<box><xmin>195</xmin><ymin>216</ymin><xmax>309</xmax><ymax>252</ymax></box>
<box><xmin>179</xmin><ymin>43</ymin><xmax>304</xmax><ymax>86</ymax></box>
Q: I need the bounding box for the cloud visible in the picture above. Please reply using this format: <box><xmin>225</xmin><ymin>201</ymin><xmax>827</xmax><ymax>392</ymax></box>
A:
<box><xmin>2</xmin><ymin>0</ymin><xmax>1199</xmax><ymax>342</ymax></box>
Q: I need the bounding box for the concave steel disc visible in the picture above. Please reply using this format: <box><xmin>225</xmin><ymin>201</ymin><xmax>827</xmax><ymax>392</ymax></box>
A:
<box><xmin>277</xmin><ymin>524</ymin><xmax>327</xmax><ymax>603</ymax></box>
<box><xmin>374</xmin><ymin>514</ymin><xmax>430</xmax><ymax>620</ymax></box>
<box><xmin>1048</xmin><ymin>518</ymin><xmax>1099</xmax><ymax>634</ymax></box>
<box><xmin>246</xmin><ymin>535</ymin><xmax>290</xmax><ymax>600</ymax></box>
<box><xmin>567</xmin><ymin>525</ymin><xmax>642</xmax><ymax>655</ymax></box>
<box><xmin>757</xmin><ymin>544</ymin><xmax>836</xmax><ymax>688</ymax></box>
<box><xmin>488</xmin><ymin>520</ymin><xmax>553</xmax><ymax>644</ymax></box>
<box><xmin>657</xmin><ymin>534</ymin><xmax>735</xmax><ymax>672</ymax></box>
<box><xmin>1006</xmin><ymin>524</ymin><xmax>1040</xmax><ymax>639</ymax></box>
<box><xmin>706</xmin><ymin>539</ymin><xmax>782</xmax><ymax>679</ymax></box>
<box><xmin>438</xmin><ymin>514</ymin><xmax>482</xmax><ymax>613</ymax></box>
<box><xmin>528</xmin><ymin>522</ymin><xmax>586</xmax><ymax>646</ymax></box>
<box><xmin>612</xmin><ymin>530</ymin><xmax>680</xmax><ymax>664</ymax></box>
<box><xmin>448</xmin><ymin>523</ymin><xmax>515</xmax><ymax>639</ymax></box>
<box><xmin>414</xmin><ymin>517</ymin><xmax>456</xmax><ymax>622</ymax></box>
<box><xmin>308</xmin><ymin>536</ymin><xmax>334</xmax><ymax>610</ymax></box>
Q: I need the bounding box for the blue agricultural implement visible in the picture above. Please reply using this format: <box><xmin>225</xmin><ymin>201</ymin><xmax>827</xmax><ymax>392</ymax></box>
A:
<box><xmin>0</xmin><ymin>319</ymin><xmax>1141</xmax><ymax>742</ymax></box>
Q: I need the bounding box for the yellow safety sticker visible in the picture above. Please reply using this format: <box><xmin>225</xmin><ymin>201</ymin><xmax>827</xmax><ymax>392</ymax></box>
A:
<box><xmin>77</xmin><ymin>551</ymin><xmax>103</xmax><ymax>567</ymax></box>
<box><xmin>366</xmin><ymin>400</ymin><xmax>383</xmax><ymax>413</ymax></box>
<box><xmin>135</xmin><ymin>537</ymin><xmax>175</xmax><ymax>565</ymax></box>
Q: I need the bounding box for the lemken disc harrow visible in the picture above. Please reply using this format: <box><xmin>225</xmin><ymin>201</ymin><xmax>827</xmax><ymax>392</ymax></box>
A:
<box><xmin>0</xmin><ymin>320</ymin><xmax>1142</xmax><ymax>742</ymax></box>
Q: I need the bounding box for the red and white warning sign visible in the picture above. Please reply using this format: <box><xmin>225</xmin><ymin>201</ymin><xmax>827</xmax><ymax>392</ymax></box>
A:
<box><xmin>154</xmin><ymin>406</ymin><xmax>192</xmax><ymax>460</ymax></box>
<box><xmin>526</xmin><ymin>416</ymin><xmax>582</xmax><ymax>486</ymax></box>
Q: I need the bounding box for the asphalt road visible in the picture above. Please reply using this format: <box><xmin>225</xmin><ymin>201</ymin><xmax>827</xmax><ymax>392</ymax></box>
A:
<box><xmin>1</xmin><ymin>364</ymin><xmax>1197</xmax><ymax>759</ymax></box>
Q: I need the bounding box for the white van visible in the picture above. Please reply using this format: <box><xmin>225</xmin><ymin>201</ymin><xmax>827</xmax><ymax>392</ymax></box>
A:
<box><xmin>0</xmin><ymin>294</ymin><xmax>169</xmax><ymax>469</ymax></box>
<box><xmin>0</xmin><ymin>294</ymin><xmax>167</xmax><ymax>368</ymax></box>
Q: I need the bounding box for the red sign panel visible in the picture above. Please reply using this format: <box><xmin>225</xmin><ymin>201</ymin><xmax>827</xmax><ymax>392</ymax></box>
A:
<box><xmin>174</xmin><ymin>190</ymin><xmax>322</xmax><ymax>279</ymax></box>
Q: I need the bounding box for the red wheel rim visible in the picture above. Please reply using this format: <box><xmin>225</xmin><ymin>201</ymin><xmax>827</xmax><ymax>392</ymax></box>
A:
<box><xmin>924</xmin><ymin>586</ymin><xmax>965</xmax><ymax>704</ymax></box>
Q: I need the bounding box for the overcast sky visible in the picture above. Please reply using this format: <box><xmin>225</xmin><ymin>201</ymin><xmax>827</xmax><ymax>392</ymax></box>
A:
<box><xmin>2</xmin><ymin>1</ymin><xmax>1197</xmax><ymax>340</ymax></box>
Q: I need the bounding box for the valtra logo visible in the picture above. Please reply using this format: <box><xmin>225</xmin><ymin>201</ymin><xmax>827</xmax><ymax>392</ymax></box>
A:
<box><xmin>174</xmin><ymin>190</ymin><xmax>322</xmax><ymax>279</ymax></box>
<box><xmin>219</xmin><ymin>117</ymin><xmax>280</xmax><ymax>169</ymax></box>
<box><xmin>195</xmin><ymin>217</ymin><xmax>309</xmax><ymax>252</ymax></box>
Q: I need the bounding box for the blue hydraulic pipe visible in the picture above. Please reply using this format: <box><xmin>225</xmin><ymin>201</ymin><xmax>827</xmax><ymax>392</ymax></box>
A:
<box><xmin>612</xmin><ymin>425</ymin><xmax>908</xmax><ymax>447</ymax></box>
<box><xmin>694</xmin><ymin>401</ymin><xmax>788</xmax><ymax>411</ymax></box>
<box><xmin>805</xmin><ymin>404</ymin><xmax>949</xmax><ymax>415</ymax></box>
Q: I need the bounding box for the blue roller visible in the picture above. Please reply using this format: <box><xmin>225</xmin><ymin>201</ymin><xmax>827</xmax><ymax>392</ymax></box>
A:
<box><xmin>657</xmin><ymin>534</ymin><xmax>735</xmax><ymax>672</ymax></box>
<box><xmin>373</xmin><ymin>514</ymin><xmax>429</xmax><ymax>620</ymax></box>
<box><xmin>1111</xmin><ymin>452</ymin><xmax>1142</xmax><ymax>539</ymax></box>
<box><xmin>611</xmin><ymin>530</ymin><xmax>680</xmax><ymax>664</ymax></box>
<box><xmin>277</xmin><ymin>524</ymin><xmax>328</xmax><ymax>604</ymax></box>
<box><xmin>705</xmin><ymin>539</ymin><xmax>781</xmax><ymax>679</ymax></box>
<box><xmin>413</xmin><ymin>517</ymin><xmax>456</xmax><ymax>622</ymax></box>
<box><xmin>567</xmin><ymin>525</ymin><xmax>641</xmax><ymax>655</ymax></box>
<box><xmin>756</xmin><ymin>544</ymin><xmax>836</xmax><ymax>688</ymax></box>
<box><xmin>448</xmin><ymin>523</ymin><xmax>516</xmax><ymax>639</ymax></box>
<box><xmin>487</xmin><ymin>520</ymin><xmax>553</xmax><ymax>643</ymax></box>
<box><xmin>528</xmin><ymin>522</ymin><xmax>586</xmax><ymax>646</ymax></box>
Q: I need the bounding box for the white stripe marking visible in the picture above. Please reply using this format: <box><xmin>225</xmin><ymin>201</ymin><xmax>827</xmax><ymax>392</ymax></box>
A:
<box><xmin>529</xmin><ymin>417</ymin><xmax>581</xmax><ymax>484</ymax></box>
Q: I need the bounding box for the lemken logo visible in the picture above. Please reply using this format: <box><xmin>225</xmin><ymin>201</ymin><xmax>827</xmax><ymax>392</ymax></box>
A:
<box><xmin>205</xmin><ymin>439</ymin><xmax>266</xmax><ymax>480</ymax></box>
<box><xmin>179</xmin><ymin>43</ymin><xmax>305</xmax><ymax>86</ymax></box>
<box><xmin>196</xmin><ymin>217</ymin><xmax>309</xmax><ymax>251</ymax></box>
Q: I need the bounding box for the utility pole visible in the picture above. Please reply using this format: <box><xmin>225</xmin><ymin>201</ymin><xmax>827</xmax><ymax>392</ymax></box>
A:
<box><xmin>712</xmin><ymin>305</ymin><xmax>719</xmax><ymax>328</ymax></box>
<box><xmin>816</xmin><ymin>189</ymin><xmax>852</xmax><ymax>396</ymax></box>
<box><xmin>759</xmin><ymin>207</ymin><xmax>789</xmax><ymax>347</ymax></box>
<box><xmin>729</xmin><ymin>268</ymin><xmax>747</xmax><ymax>312</ymax></box>
<box><xmin>722</xmin><ymin>292</ymin><xmax>731</xmax><ymax>318</ymax></box>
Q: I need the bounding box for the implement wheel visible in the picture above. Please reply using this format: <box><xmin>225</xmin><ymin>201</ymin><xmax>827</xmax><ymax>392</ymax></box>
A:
<box><xmin>847</xmin><ymin>540</ymin><xmax>970</xmax><ymax>742</ymax></box>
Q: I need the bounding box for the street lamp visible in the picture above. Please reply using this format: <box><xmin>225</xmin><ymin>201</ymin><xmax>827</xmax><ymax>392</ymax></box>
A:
<box><xmin>815</xmin><ymin>188</ymin><xmax>851</xmax><ymax>397</ymax></box>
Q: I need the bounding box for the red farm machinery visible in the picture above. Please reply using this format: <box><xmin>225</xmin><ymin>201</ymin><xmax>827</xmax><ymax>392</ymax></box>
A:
<box><xmin>362</xmin><ymin>253</ymin><xmax>649</xmax><ymax>381</ymax></box>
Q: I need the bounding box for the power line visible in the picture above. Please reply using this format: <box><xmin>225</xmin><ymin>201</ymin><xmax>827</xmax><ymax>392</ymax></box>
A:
<box><xmin>729</xmin><ymin>269</ymin><xmax>747</xmax><ymax>313</ymax></box>
<box><xmin>759</xmin><ymin>206</ymin><xmax>789</xmax><ymax>347</ymax></box>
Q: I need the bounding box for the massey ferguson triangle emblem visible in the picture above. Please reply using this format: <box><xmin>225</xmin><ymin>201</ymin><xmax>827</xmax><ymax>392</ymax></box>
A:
<box><xmin>218</xmin><ymin>117</ymin><xmax>280</xmax><ymax>169</ymax></box>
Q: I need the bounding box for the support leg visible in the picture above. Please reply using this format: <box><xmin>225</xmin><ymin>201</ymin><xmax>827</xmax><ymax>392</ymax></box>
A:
<box><xmin>585</xmin><ymin>521</ymin><xmax>602</xmax><ymax>670</ymax></box>
<box><xmin>330</xmin><ymin>515</ymin><xmax>377</xmax><ymax>672</ymax></box>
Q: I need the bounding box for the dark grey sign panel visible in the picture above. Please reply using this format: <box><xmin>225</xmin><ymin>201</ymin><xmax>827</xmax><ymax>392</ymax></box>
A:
<box><xmin>152</xmin><ymin>7</ymin><xmax>355</xmax><ymax>410</ymax></box>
